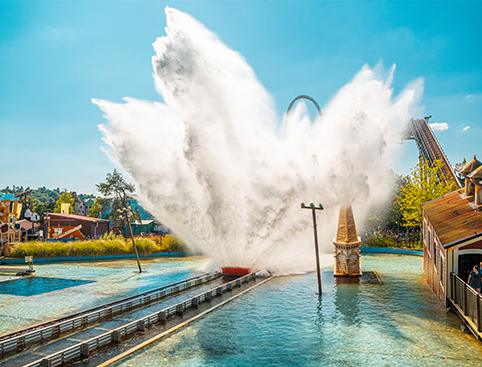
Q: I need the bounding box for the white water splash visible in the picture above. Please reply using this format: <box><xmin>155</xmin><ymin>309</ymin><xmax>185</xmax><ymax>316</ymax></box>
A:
<box><xmin>93</xmin><ymin>7</ymin><xmax>423</xmax><ymax>273</ymax></box>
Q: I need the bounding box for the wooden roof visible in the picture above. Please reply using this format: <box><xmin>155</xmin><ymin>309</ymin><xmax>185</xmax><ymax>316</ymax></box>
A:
<box><xmin>460</xmin><ymin>155</ymin><xmax>481</xmax><ymax>176</ymax></box>
<box><xmin>47</xmin><ymin>213</ymin><xmax>109</xmax><ymax>223</ymax></box>
<box><xmin>423</xmin><ymin>189</ymin><xmax>482</xmax><ymax>247</ymax></box>
<box><xmin>467</xmin><ymin>165</ymin><xmax>482</xmax><ymax>181</ymax></box>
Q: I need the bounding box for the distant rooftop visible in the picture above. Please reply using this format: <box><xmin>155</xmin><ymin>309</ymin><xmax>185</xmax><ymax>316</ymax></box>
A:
<box><xmin>47</xmin><ymin>213</ymin><xmax>109</xmax><ymax>223</ymax></box>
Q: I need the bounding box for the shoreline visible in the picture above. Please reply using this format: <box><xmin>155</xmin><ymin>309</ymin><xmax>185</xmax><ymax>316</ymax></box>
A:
<box><xmin>0</xmin><ymin>246</ymin><xmax>422</xmax><ymax>265</ymax></box>
<box><xmin>360</xmin><ymin>246</ymin><xmax>423</xmax><ymax>256</ymax></box>
<box><xmin>0</xmin><ymin>251</ymin><xmax>189</xmax><ymax>265</ymax></box>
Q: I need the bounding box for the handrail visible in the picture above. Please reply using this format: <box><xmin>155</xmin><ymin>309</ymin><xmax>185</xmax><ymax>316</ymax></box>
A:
<box><xmin>22</xmin><ymin>273</ymin><xmax>258</xmax><ymax>367</ymax></box>
<box><xmin>0</xmin><ymin>272</ymin><xmax>220</xmax><ymax>357</ymax></box>
<box><xmin>449</xmin><ymin>272</ymin><xmax>482</xmax><ymax>334</ymax></box>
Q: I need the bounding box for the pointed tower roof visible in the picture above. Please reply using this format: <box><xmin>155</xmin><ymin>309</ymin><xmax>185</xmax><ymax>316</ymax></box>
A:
<box><xmin>334</xmin><ymin>205</ymin><xmax>360</xmax><ymax>244</ymax></box>
<box><xmin>460</xmin><ymin>155</ymin><xmax>482</xmax><ymax>176</ymax></box>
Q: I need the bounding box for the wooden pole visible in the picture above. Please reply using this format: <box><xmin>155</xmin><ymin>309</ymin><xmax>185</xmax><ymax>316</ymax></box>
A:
<box><xmin>301</xmin><ymin>202</ymin><xmax>324</xmax><ymax>296</ymax></box>
<box><xmin>311</xmin><ymin>206</ymin><xmax>322</xmax><ymax>295</ymax></box>
<box><xmin>125</xmin><ymin>210</ymin><xmax>142</xmax><ymax>273</ymax></box>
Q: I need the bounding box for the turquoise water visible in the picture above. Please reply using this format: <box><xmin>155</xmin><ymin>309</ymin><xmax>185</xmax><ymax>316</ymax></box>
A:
<box><xmin>115</xmin><ymin>255</ymin><xmax>482</xmax><ymax>367</ymax></box>
<box><xmin>0</xmin><ymin>257</ymin><xmax>202</xmax><ymax>335</ymax></box>
<box><xmin>0</xmin><ymin>277</ymin><xmax>95</xmax><ymax>296</ymax></box>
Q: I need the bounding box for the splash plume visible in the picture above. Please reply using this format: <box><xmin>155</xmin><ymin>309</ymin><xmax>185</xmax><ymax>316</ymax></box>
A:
<box><xmin>93</xmin><ymin>7</ymin><xmax>423</xmax><ymax>273</ymax></box>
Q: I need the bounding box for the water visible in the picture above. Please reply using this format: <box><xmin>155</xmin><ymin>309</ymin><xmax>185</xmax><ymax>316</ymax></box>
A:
<box><xmin>114</xmin><ymin>255</ymin><xmax>482</xmax><ymax>367</ymax></box>
<box><xmin>0</xmin><ymin>277</ymin><xmax>94</xmax><ymax>296</ymax></box>
<box><xmin>93</xmin><ymin>7</ymin><xmax>423</xmax><ymax>273</ymax></box>
<box><xmin>0</xmin><ymin>257</ymin><xmax>202</xmax><ymax>335</ymax></box>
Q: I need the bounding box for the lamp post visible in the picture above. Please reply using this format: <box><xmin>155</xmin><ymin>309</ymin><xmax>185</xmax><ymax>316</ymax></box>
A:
<box><xmin>301</xmin><ymin>202</ymin><xmax>324</xmax><ymax>295</ymax></box>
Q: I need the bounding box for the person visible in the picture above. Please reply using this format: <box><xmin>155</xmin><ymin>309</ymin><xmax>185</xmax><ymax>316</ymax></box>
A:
<box><xmin>479</xmin><ymin>261</ymin><xmax>482</xmax><ymax>285</ymax></box>
<box><xmin>467</xmin><ymin>265</ymin><xmax>481</xmax><ymax>293</ymax></box>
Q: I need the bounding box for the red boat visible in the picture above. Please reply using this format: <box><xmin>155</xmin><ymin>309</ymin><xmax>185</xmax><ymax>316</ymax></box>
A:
<box><xmin>221</xmin><ymin>267</ymin><xmax>251</xmax><ymax>277</ymax></box>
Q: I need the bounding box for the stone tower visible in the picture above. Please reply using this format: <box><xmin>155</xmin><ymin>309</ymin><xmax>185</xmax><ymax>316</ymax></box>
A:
<box><xmin>333</xmin><ymin>205</ymin><xmax>362</xmax><ymax>277</ymax></box>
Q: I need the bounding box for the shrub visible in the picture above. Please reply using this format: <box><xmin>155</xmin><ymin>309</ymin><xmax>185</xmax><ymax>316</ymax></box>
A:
<box><xmin>9</xmin><ymin>234</ymin><xmax>187</xmax><ymax>258</ymax></box>
<box><xmin>364</xmin><ymin>232</ymin><xmax>422</xmax><ymax>250</ymax></box>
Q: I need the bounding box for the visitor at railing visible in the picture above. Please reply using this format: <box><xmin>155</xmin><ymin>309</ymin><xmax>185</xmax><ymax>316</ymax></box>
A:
<box><xmin>467</xmin><ymin>265</ymin><xmax>481</xmax><ymax>293</ymax></box>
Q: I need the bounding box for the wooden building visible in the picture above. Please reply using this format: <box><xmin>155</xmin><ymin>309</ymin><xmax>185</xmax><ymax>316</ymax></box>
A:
<box><xmin>423</xmin><ymin>155</ymin><xmax>482</xmax><ymax>305</ymax></box>
<box><xmin>45</xmin><ymin>213</ymin><xmax>110</xmax><ymax>240</ymax></box>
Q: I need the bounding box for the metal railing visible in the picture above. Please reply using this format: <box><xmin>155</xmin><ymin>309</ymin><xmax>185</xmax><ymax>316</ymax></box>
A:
<box><xmin>23</xmin><ymin>272</ymin><xmax>257</xmax><ymax>367</ymax></box>
<box><xmin>0</xmin><ymin>272</ymin><xmax>220</xmax><ymax>358</ymax></box>
<box><xmin>449</xmin><ymin>272</ymin><xmax>482</xmax><ymax>333</ymax></box>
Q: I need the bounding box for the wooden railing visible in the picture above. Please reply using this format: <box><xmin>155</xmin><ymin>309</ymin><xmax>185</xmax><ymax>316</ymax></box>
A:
<box><xmin>23</xmin><ymin>272</ymin><xmax>257</xmax><ymax>367</ymax></box>
<box><xmin>449</xmin><ymin>272</ymin><xmax>482</xmax><ymax>334</ymax></box>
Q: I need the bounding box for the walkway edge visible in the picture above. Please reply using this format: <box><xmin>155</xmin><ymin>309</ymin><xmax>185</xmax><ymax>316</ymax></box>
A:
<box><xmin>97</xmin><ymin>276</ymin><xmax>273</xmax><ymax>367</ymax></box>
<box><xmin>0</xmin><ymin>251</ymin><xmax>189</xmax><ymax>264</ymax></box>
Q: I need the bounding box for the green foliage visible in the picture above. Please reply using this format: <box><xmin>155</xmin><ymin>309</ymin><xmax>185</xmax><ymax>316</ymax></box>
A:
<box><xmin>364</xmin><ymin>232</ymin><xmax>422</xmax><ymax>250</ymax></box>
<box><xmin>159</xmin><ymin>234</ymin><xmax>185</xmax><ymax>251</ymax></box>
<box><xmin>1</xmin><ymin>186</ymin><xmax>60</xmax><ymax>216</ymax></box>
<box><xmin>97</xmin><ymin>169</ymin><xmax>137</xmax><ymax>232</ymax></box>
<box><xmin>54</xmin><ymin>191</ymin><xmax>75</xmax><ymax>213</ymax></box>
<box><xmin>397</xmin><ymin>159</ymin><xmax>457</xmax><ymax>228</ymax></box>
<box><xmin>10</xmin><ymin>235</ymin><xmax>185</xmax><ymax>258</ymax></box>
<box><xmin>87</xmin><ymin>198</ymin><xmax>103</xmax><ymax>218</ymax></box>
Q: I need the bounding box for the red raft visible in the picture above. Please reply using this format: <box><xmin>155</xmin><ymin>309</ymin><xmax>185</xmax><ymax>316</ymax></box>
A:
<box><xmin>221</xmin><ymin>267</ymin><xmax>251</xmax><ymax>277</ymax></box>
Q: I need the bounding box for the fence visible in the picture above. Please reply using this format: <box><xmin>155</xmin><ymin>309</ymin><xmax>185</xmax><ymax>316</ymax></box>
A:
<box><xmin>0</xmin><ymin>272</ymin><xmax>220</xmax><ymax>357</ymax></box>
<box><xmin>24</xmin><ymin>272</ymin><xmax>257</xmax><ymax>367</ymax></box>
<box><xmin>449</xmin><ymin>272</ymin><xmax>482</xmax><ymax>334</ymax></box>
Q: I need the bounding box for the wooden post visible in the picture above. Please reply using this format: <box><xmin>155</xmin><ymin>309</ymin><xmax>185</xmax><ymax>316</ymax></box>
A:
<box><xmin>176</xmin><ymin>304</ymin><xmax>184</xmax><ymax>317</ymax></box>
<box><xmin>301</xmin><ymin>202</ymin><xmax>324</xmax><ymax>295</ymax></box>
<box><xmin>112</xmin><ymin>330</ymin><xmax>121</xmax><ymax>344</ymax></box>
<box><xmin>125</xmin><ymin>212</ymin><xmax>142</xmax><ymax>273</ymax></box>
<box><xmin>464</xmin><ymin>283</ymin><xmax>468</xmax><ymax>315</ymax></box>
<box><xmin>80</xmin><ymin>343</ymin><xmax>89</xmax><ymax>359</ymax></box>
<box><xmin>158</xmin><ymin>311</ymin><xmax>167</xmax><ymax>324</ymax></box>
<box><xmin>137</xmin><ymin>320</ymin><xmax>146</xmax><ymax>332</ymax></box>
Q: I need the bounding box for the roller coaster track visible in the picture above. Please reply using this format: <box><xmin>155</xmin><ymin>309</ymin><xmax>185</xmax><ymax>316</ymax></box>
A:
<box><xmin>407</xmin><ymin>117</ymin><xmax>461</xmax><ymax>187</ymax></box>
<box><xmin>286</xmin><ymin>95</ymin><xmax>321</xmax><ymax>114</ymax></box>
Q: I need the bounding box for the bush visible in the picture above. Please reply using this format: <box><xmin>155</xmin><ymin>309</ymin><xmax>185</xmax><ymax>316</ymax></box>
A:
<box><xmin>9</xmin><ymin>234</ymin><xmax>187</xmax><ymax>258</ymax></box>
<box><xmin>364</xmin><ymin>232</ymin><xmax>422</xmax><ymax>250</ymax></box>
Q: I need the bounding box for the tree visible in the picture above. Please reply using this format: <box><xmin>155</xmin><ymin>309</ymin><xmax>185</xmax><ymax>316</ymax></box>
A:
<box><xmin>397</xmin><ymin>159</ymin><xmax>457</xmax><ymax>228</ymax></box>
<box><xmin>54</xmin><ymin>191</ymin><xmax>75</xmax><ymax>214</ymax></box>
<box><xmin>87</xmin><ymin>198</ymin><xmax>103</xmax><ymax>218</ymax></box>
<box><xmin>97</xmin><ymin>169</ymin><xmax>142</xmax><ymax>273</ymax></box>
<box><xmin>454</xmin><ymin>157</ymin><xmax>468</xmax><ymax>186</ymax></box>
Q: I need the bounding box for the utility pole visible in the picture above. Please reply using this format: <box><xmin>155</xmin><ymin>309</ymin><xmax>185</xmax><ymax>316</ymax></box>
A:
<box><xmin>123</xmin><ymin>195</ymin><xmax>142</xmax><ymax>274</ymax></box>
<box><xmin>301</xmin><ymin>202</ymin><xmax>324</xmax><ymax>295</ymax></box>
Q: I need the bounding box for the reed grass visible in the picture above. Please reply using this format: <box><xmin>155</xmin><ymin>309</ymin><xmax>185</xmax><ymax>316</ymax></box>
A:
<box><xmin>10</xmin><ymin>234</ymin><xmax>185</xmax><ymax>258</ymax></box>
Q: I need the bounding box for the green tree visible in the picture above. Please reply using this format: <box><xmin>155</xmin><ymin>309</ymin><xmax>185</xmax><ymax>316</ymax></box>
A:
<box><xmin>397</xmin><ymin>159</ymin><xmax>457</xmax><ymax>228</ymax></box>
<box><xmin>87</xmin><ymin>198</ymin><xmax>103</xmax><ymax>218</ymax></box>
<box><xmin>54</xmin><ymin>191</ymin><xmax>75</xmax><ymax>214</ymax></box>
<box><xmin>97</xmin><ymin>169</ymin><xmax>142</xmax><ymax>273</ymax></box>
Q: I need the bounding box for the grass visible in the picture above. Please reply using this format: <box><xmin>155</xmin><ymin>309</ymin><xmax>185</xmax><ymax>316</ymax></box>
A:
<box><xmin>9</xmin><ymin>234</ymin><xmax>186</xmax><ymax>258</ymax></box>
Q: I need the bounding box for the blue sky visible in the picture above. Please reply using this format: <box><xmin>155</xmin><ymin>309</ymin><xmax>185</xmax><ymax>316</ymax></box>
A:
<box><xmin>1</xmin><ymin>1</ymin><xmax>481</xmax><ymax>193</ymax></box>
